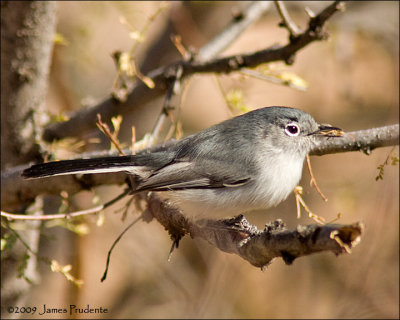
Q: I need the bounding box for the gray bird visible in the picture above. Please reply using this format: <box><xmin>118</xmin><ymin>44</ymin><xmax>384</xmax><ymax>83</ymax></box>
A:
<box><xmin>22</xmin><ymin>106</ymin><xmax>343</xmax><ymax>219</ymax></box>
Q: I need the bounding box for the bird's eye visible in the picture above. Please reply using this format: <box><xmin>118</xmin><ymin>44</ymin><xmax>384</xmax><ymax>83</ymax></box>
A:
<box><xmin>284</xmin><ymin>123</ymin><xmax>300</xmax><ymax>136</ymax></box>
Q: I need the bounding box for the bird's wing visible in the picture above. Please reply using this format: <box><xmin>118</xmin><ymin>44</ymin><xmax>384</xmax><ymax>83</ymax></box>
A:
<box><xmin>135</xmin><ymin>160</ymin><xmax>252</xmax><ymax>192</ymax></box>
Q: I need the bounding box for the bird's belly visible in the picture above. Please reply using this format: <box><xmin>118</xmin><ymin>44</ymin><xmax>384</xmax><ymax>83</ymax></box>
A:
<box><xmin>163</xmin><ymin>154</ymin><xmax>305</xmax><ymax>220</ymax></box>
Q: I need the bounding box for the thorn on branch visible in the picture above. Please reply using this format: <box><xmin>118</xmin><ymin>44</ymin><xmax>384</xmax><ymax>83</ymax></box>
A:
<box><xmin>285</xmin><ymin>55</ymin><xmax>295</xmax><ymax>65</ymax></box>
<box><xmin>304</xmin><ymin>7</ymin><xmax>316</xmax><ymax>19</ymax></box>
<box><xmin>231</xmin><ymin>6</ymin><xmax>245</xmax><ymax>21</ymax></box>
<box><xmin>280</xmin><ymin>251</ymin><xmax>297</xmax><ymax>265</ymax></box>
<box><xmin>167</xmin><ymin>235</ymin><xmax>181</xmax><ymax>262</ymax></box>
<box><xmin>228</xmin><ymin>56</ymin><xmax>245</xmax><ymax>69</ymax></box>
<box><xmin>264</xmin><ymin>219</ymin><xmax>286</xmax><ymax>233</ymax></box>
<box><xmin>308</xmin><ymin>1</ymin><xmax>345</xmax><ymax>33</ymax></box>
<box><xmin>171</xmin><ymin>34</ymin><xmax>194</xmax><ymax>61</ymax></box>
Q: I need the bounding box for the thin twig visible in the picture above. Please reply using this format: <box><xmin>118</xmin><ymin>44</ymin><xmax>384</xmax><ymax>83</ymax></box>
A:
<box><xmin>111</xmin><ymin>3</ymin><xmax>167</xmax><ymax>101</ymax></box>
<box><xmin>196</xmin><ymin>1</ymin><xmax>273</xmax><ymax>62</ymax></box>
<box><xmin>6</xmin><ymin>221</ymin><xmax>81</xmax><ymax>287</ymax></box>
<box><xmin>101</xmin><ymin>215</ymin><xmax>142</xmax><ymax>282</ymax></box>
<box><xmin>1</xmin><ymin>189</ymin><xmax>130</xmax><ymax>221</ymax></box>
<box><xmin>274</xmin><ymin>1</ymin><xmax>302</xmax><ymax>38</ymax></box>
<box><xmin>148</xmin><ymin>63</ymin><xmax>183</xmax><ymax>147</ymax></box>
<box><xmin>240</xmin><ymin>67</ymin><xmax>307</xmax><ymax>91</ymax></box>
<box><xmin>96</xmin><ymin>114</ymin><xmax>126</xmax><ymax>156</ymax></box>
<box><xmin>4</xmin><ymin>220</ymin><xmax>39</xmax><ymax>257</ymax></box>
<box><xmin>376</xmin><ymin>146</ymin><xmax>398</xmax><ymax>181</ymax></box>
<box><xmin>171</xmin><ymin>34</ymin><xmax>193</xmax><ymax>61</ymax></box>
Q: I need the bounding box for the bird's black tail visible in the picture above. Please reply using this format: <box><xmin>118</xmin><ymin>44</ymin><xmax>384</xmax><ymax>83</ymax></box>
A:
<box><xmin>22</xmin><ymin>155</ymin><xmax>139</xmax><ymax>179</ymax></box>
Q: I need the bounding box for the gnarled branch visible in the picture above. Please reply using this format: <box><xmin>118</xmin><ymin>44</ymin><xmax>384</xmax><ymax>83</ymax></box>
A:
<box><xmin>146</xmin><ymin>193</ymin><xmax>363</xmax><ymax>268</ymax></box>
<box><xmin>42</xmin><ymin>1</ymin><xmax>344</xmax><ymax>142</ymax></box>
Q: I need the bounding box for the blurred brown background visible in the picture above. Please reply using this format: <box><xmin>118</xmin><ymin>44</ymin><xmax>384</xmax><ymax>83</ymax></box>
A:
<box><xmin>16</xmin><ymin>1</ymin><xmax>399</xmax><ymax>319</ymax></box>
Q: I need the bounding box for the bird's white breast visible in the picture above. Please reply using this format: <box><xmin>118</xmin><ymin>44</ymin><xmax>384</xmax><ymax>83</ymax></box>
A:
<box><xmin>164</xmin><ymin>150</ymin><xmax>306</xmax><ymax>220</ymax></box>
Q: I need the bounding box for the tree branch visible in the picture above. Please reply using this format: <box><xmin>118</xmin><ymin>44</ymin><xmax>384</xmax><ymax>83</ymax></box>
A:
<box><xmin>143</xmin><ymin>1</ymin><xmax>275</xmax><ymax>148</ymax></box>
<box><xmin>196</xmin><ymin>1</ymin><xmax>273</xmax><ymax>62</ymax></box>
<box><xmin>146</xmin><ymin>193</ymin><xmax>363</xmax><ymax>269</ymax></box>
<box><xmin>310</xmin><ymin>124</ymin><xmax>399</xmax><ymax>156</ymax></box>
<box><xmin>42</xmin><ymin>1</ymin><xmax>273</xmax><ymax>142</ymax></box>
<box><xmin>42</xmin><ymin>1</ymin><xmax>344</xmax><ymax>142</ymax></box>
<box><xmin>1</xmin><ymin>1</ymin><xmax>57</xmax><ymax>167</ymax></box>
<box><xmin>1</xmin><ymin>1</ymin><xmax>57</xmax><ymax>312</ymax></box>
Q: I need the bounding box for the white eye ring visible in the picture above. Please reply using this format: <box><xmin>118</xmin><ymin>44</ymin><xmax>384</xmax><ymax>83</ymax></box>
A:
<box><xmin>284</xmin><ymin>123</ymin><xmax>300</xmax><ymax>136</ymax></box>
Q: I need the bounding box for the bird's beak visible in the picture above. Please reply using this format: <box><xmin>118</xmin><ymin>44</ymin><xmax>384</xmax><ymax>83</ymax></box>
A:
<box><xmin>309</xmin><ymin>124</ymin><xmax>344</xmax><ymax>137</ymax></box>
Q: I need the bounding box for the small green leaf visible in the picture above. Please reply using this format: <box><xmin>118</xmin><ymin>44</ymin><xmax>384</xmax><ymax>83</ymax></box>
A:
<box><xmin>129</xmin><ymin>30</ymin><xmax>145</xmax><ymax>42</ymax></box>
<box><xmin>17</xmin><ymin>252</ymin><xmax>30</xmax><ymax>279</ymax></box>
<box><xmin>375</xmin><ymin>149</ymin><xmax>398</xmax><ymax>181</ymax></box>
<box><xmin>226</xmin><ymin>89</ymin><xmax>251</xmax><ymax>113</ymax></box>
<box><xmin>0</xmin><ymin>239</ymin><xmax>6</xmax><ymax>251</ymax></box>
<box><xmin>1</xmin><ymin>233</ymin><xmax>17</xmax><ymax>252</ymax></box>
<box><xmin>54</xmin><ymin>32</ymin><xmax>69</xmax><ymax>46</ymax></box>
<box><xmin>96</xmin><ymin>211</ymin><xmax>106</xmax><ymax>227</ymax></box>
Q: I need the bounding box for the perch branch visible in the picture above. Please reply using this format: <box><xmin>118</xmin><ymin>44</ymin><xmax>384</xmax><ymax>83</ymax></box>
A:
<box><xmin>146</xmin><ymin>193</ymin><xmax>363</xmax><ymax>269</ymax></box>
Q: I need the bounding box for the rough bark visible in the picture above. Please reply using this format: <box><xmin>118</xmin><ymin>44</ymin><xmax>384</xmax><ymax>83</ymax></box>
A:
<box><xmin>1</xmin><ymin>1</ymin><xmax>57</xmax><ymax>169</ymax></box>
<box><xmin>1</xmin><ymin>1</ymin><xmax>57</xmax><ymax>316</ymax></box>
